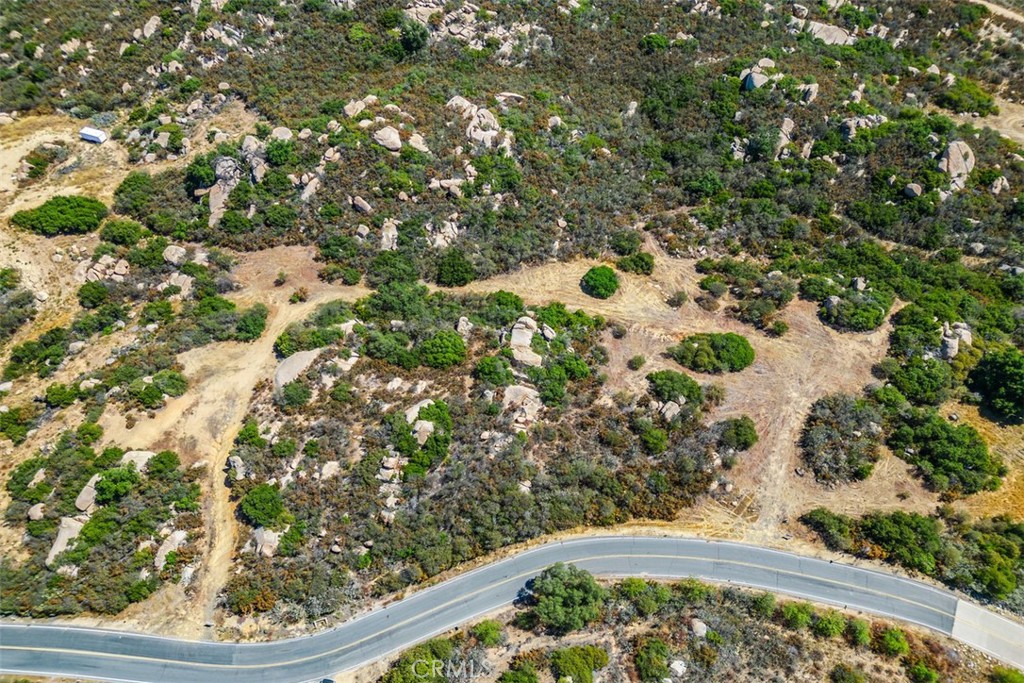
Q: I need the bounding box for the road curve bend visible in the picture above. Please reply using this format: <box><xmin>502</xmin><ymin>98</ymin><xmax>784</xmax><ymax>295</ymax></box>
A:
<box><xmin>2</xmin><ymin>536</ymin><xmax>1022</xmax><ymax>682</ymax></box>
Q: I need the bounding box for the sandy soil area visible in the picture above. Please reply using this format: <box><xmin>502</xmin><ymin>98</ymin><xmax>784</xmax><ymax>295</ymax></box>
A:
<box><xmin>459</xmin><ymin>250</ymin><xmax>911</xmax><ymax>542</ymax></box>
<box><xmin>971</xmin><ymin>0</ymin><xmax>1024</xmax><ymax>25</ymax></box>
<box><xmin>953</xmin><ymin>98</ymin><xmax>1024</xmax><ymax>147</ymax></box>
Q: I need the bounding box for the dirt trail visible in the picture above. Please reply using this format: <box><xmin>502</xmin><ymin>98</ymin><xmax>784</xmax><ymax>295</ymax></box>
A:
<box><xmin>93</xmin><ymin>247</ymin><xmax>362</xmax><ymax>637</ymax></box>
<box><xmin>954</xmin><ymin>98</ymin><xmax>1024</xmax><ymax>147</ymax></box>
<box><xmin>970</xmin><ymin>0</ymin><xmax>1024</xmax><ymax>25</ymax></box>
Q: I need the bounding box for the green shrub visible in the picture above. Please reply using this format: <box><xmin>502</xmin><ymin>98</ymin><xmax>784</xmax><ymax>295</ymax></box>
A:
<box><xmin>666</xmin><ymin>290</ymin><xmax>688</xmax><ymax>308</ymax></box>
<box><xmin>720</xmin><ymin>416</ymin><xmax>758</xmax><ymax>451</ymax></box>
<box><xmin>972</xmin><ymin>347</ymin><xmax>1024</xmax><ymax>422</ymax></box>
<box><xmin>627</xmin><ymin>355</ymin><xmax>646</xmax><ymax>371</ymax></box>
<box><xmin>498</xmin><ymin>662</ymin><xmax>539</xmax><ymax>683</ymax></box>
<box><xmin>236</xmin><ymin>419</ymin><xmax>266</xmax><ymax>448</ymax></box>
<box><xmin>400</xmin><ymin>18</ymin><xmax>429</xmax><ymax>54</ymax></box>
<box><xmin>141</xmin><ymin>300</ymin><xmax>173</xmax><ymax>325</ymax></box>
<box><xmin>100</xmin><ymin>219</ymin><xmax>144</xmax><ymax>246</ymax></box>
<box><xmin>581</xmin><ymin>266</ymin><xmax>619</xmax><ymax>299</ymax></box>
<box><xmin>474</xmin><ymin>356</ymin><xmax>514</xmax><ymax>386</ymax></box>
<box><xmin>640</xmin><ymin>426</ymin><xmax>668</xmax><ymax>453</ymax></box>
<box><xmin>435</xmin><ymin>248</ymin><xmax>476</xmax><ymax>287</ymax></box>
<box><xmin>278</xmin><ymin>381</ymin><xmax>312</xmax><ymax>409</ymax></box>
<box><xmin>667</xmin><ymin>333</ymin><xmax>754</xmax><ymax>373</ymax></box>
<box><xmin>610</xmin><ymin>230</ymin><xmax>642</xmax><ymax>256</ymax></box>
<box><xmin>114</xmin><ymin>172</ymin><xmax>155</xmax><ymax>217</ymax></box>
<box><xmin>646</xmin><ymin>370</ymin><xmax>702</xmax><ymax>404</ymax></box>
<box><xmin>152</xmin><ymin>369</ymin><xmax>188</xmax><ymax>397</ymax></box>
<box><xmin>617</xmin><ymin>578</ymin><xmax>670</xmax><ymax>616</ymax></box>
<box><xmin>532</xmin><ymin>563</ymin><xmax>607</xmax><ymax>634</ymax></box>
<box><xmin>240</xmin><ymin>483</ymin><xmax>284</xmax><ymax>527</ymax></box>
<box><xmin>935</xmin><ymin>77</ymin><xmax>998</xmax><ymax>116</ymax></box>
<box><xmin>549</xmin><ymin>645</ymin><xmax>609</xmax><ymax>683</ymax></box>
<box><xmin>780</xmin><ymin>602</ymin><xmax>814</xmax><ymax>629</ymax></box>
<box><xmin>907</xmin><ymin>663</ymin><xmax>940</xmax><ymax>683</ymax></box>
<box><xmin>265</xmin><ymin>139</ymin><xmax>297</xmax><ymax>166</ymax></box>
<box><xmin>366</xmin><ymin>251</ymin><xmax>419</xmax><ymax>288</ymax></box>
<box><xmin>875</xmin><ymin>627</ymin><xmax>910</xmax><ymax>657</ymax></box>
<box><xmin>890</xmin><ymin>357</ymin><xmax>953</xmax><ymax>406</ymax></box>
<box><xmin>830</xmin><ymin>664</ymin><xmax>866</xmax><ymax>683</ymax></box>
<box><xmin>470</xmin><ymin>619</ymin><xmax>503</xmax><ymax>647</ymax></box>
<box><xmin>991</xmin><ymin>667</ymin><xmax>1024</xmax><ymax>683</ymax></box>
<box><xmin>888</xmin><ymin>409</ymin><xmax>1004</xmax><ymax>494</ymax></box>
<box><xmin>45</xmin><ymin>382</ymin><xmax>79</xmax><ymax>408</ymax></box>
<box><xmin>639</xmin><ymin>33</ymin><xmax>670</xmax><ymax>53</ymax></box>
<box><xmin>618</xmin><ymin>252</ymin><xmax>654</xmax><ymax>275</ymax></box>
<box><xmin>811</xmin><ymin>610</ymin><xmax>846</xmax><ymax>638</ymax></box>
<box><xmin>235</xmin><ymin>304</ymin><xmax>269</xmax><ymax>342</ymax></box>
<box><xmin>77</xmin><ymin>281</ymin><xmax>110</xmax><ymax>309</ymax></box>
<box><xmin>418</xmin><ymin>330</ymin><xmax>467</xmax><ymax>369</ymax></box>
<box><xmin>750</xmin><ymin>592</ymin><xmax>775</xmax><ymax>618</ymax></box>
<box><xmin>847</xmin><ymin>618</ymin><xmax>871</xmax><ymax>647</ymax></box>
<box><xmin>11</xmin><ymin>196</ymin><xmax>108</xmax><ymax>236</ymax></box>
<box><xmin>95</xmin><ymin>466</ymin><xmax>141</xmax><ymax>505</ymax></box>
<box><xmin>634</xmin><ymin>638</ymin><xmax>669</xmax><ymax>682</ymax></box>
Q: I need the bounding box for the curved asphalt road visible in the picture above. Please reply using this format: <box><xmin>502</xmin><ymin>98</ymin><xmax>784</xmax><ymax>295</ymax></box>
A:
<box><xmin>2</xmin><ymin>536</ymin><xmax>1022</xmax><ymax>682</ymax></box>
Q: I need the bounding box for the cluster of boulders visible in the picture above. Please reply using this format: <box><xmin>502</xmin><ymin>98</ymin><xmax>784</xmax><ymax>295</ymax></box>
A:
<box><xmin>376</xmin><ymin>444</ymin><xmax>406</xmax><ymax>525</ymax></box>
<box><xmin>508</xmin><ymin>316</ymin><xmax>544</xmax><ymax>367</ymax></box>
<box><xmin>502</xmin><ymin>384</ymin><xmax>543</xmax><ymax>433</ymax></box>
<box><xmin>839</xmin><ymin>114</ymin><xmax>888</xmax><ymax>141</ymax></box>
<box><xmin>426</xmin><ymin>214</ymin><xmax>462</xmax><ymax>248</ymax></box>
<box><xmin>10</xmin><ymin>142</ymin><xmax>66</xmax><ymax>185</ymax></box>
<box><xmin>73</xmin><ymin>253</ymin><xmax>131</xmax><ymax>283</ymax></box>
<box><xmin>342</xmin><ymin>96</ymin><xmax>430</xmax><ymax>155</ymax></box>
<box><xmin>740</xmin><ymin>58</ymin><xmax>781</xmax><ymax>91</ymax></box>
<box><xmin>446</xmin><ymin>95</ymin><xmax>515</xmax><ymax>154</ymax></box>
<box><xmin>404</xmin><ymin>1</ymin><xmax>551</xmax><ymax>66</ymax></box>
<box><xmin>156</xmin><ymin>244</ymin><xmax>207</xmax><ymax>300</ymax></box>
<box><xmin>43</xmin><ymin>449</ymin><xmax>184</xmax><ymax>573</ymax></box>
<box><xmin>938</xmin><ymin>322</ymin><xmax>973</xmax><ymax>360</ymax></box>
<box><xmin>790</xmin><ymin>15</ymin><xmax>857</xmax><ymax>46</ymax></box>
<box><xmin>196</xmin><ymin>154</ymin><xmax>241</xmax><ymax>225</ymax></box>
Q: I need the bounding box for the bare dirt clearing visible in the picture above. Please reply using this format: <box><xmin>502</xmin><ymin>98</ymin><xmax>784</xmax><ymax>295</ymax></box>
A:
<box><xmin>951</xmin><ymin>403</ymin><xmax>1024</xmax><ymax>521</ymax></box>
<box><xmin>954</xmin><ymin>98</ymin><xmax>1024</xmax><ymax>147</ymax></box>
<box><xmin>462</xmin><ymin>255</ymin><xmax>904</xmax><ymax>542</ymax></box>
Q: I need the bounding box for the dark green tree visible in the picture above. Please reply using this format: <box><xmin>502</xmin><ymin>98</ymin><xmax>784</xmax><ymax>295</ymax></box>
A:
<box><xmin>531</xmin><ymin>563</ymin><xmax>607</xmax><ymax>634</ymax></box>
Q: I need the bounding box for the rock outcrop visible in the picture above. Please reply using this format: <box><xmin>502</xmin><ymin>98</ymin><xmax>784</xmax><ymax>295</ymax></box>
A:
<box><xmin>155</xmin><ymin>529</ymin><xmax>187</xmax><ymax>569</ymax></box>
<box><xmin>938</xmin><ymin>141</ymin><xmax>975</xmax><ymax>191</ymax></box>
<box><xmin>502</xmin><ymin>385</ymin><xmax>543</xmax><ymax>432</ymax></box>
<box><xmin>46</xmin><ymin>517</ymin><xmax>85</xmax><ymax>567</ymax></box>
<box><xmin>274</xmin><ymin>349</ymin><xmax>322</xmax><ymax>391</ymax></box>
<box><xmin>74</xmin><ymin>473</ymin><xmax>101</xmax><ymax>513</ymax></box>
<box><xmin>509</xmin><ymin>316</ymin><xmax>542</xmax><ymax>367</ymax></box>
<box><xmin>373</xmin><ymin>126</ymin><xmax>402</xmax><ymax>151</ymax></box>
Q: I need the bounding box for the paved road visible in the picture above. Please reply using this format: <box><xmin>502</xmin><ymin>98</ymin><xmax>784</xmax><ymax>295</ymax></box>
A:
<box><xmin>2</xmin><ymin>536</ymin><xmax>1022</xmax><ymax>682</ymax></box>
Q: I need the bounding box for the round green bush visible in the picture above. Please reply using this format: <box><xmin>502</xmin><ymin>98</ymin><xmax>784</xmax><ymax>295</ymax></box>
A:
<box><xmin>668</xmin><ymin>332</ymin><xmax>755</xmax><ymax>373</ymax></box>
<box><xmin>418</xmin><ymin>330</ymin><xmax>467</xmax><ymax>369</ymax></box>
<box><xmin>240</xmin><ymin>483</ymin><xmax>285</xmax><ymax>528</ymax></box>
<box><xmin>77</xmin><ymin>281</ymin><xmax>110</xmax><ymax>309</ymax></box>
<box><xmin>581</xmin><ymin>265</ymin><xmax>619</xmax><ymax>299</ymax></box>
<box><xmin>12</xmin><ymin>195</ymin><xmax>108</xmax><ymax>236</ymax></box>
<box><xmin>972</xmin><ymin>347</ymin><xmax>1024</xmax><ymax>422</ymax></box>
<box><xmin>435</xmin><ymin>247</ymin><xmax>476</xmax><ymax>287</ymax></box>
